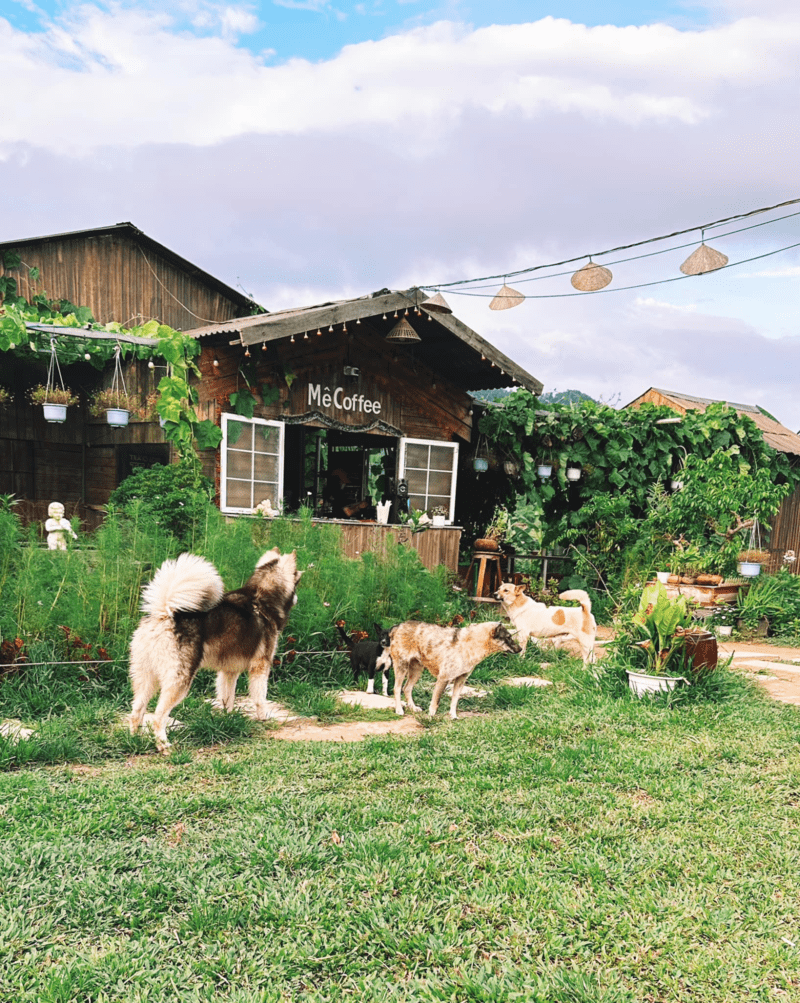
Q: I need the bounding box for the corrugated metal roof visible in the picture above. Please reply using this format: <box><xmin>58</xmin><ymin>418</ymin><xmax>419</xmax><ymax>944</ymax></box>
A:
<box><xmin>630</xmin><ymin>387</ymin><xmax>800</xmax><ymax>456</ymax></box>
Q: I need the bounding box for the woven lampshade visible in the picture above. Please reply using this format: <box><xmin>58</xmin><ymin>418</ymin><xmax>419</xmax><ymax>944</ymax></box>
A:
<box><xmin>680</xmin><ymin>243</ymin><xmax>728</xmax><ymax>276</ymax></box>
<box><xmin>570</xmin><ymin>261</ymin><xmax>612</xmax><ymax>291</ymax></box>
<box><xmin>420</xmin><ymin>292</ymin><xmax>452</xmax><ymax>314</ymax></box>
<box><xmin>489</xmin><ymin>284</ymin><xmax>525</xmax><ymax>310</ymax></box>
<box><xmin>385</xmin><ymin>316</ymin><xmax>421</xmax><ymax>344</ymax></box>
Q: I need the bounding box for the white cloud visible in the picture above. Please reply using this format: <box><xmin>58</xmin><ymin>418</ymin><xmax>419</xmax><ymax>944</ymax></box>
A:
<box><xmin>2</xmin><ymin>7</ymin><xmax>799</xmax><ymax>153</ymax></box>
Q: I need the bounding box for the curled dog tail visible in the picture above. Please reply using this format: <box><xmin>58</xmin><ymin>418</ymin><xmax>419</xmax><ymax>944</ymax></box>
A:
<box><xmin>140</xmin><ymin>553</ymin><xmax>224</xmax><ymax>618</ymax></box>
<box><xmin>558</xmin><ymin>588</ymin><xmax>592</xmax><ymax>613</ymax></box>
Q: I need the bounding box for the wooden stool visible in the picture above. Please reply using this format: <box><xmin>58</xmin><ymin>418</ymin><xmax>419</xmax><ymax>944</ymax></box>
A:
<box><xmin>466</xmin><ymin>551</ymin><xmax>504</xmax><ymax>599</ymax></box>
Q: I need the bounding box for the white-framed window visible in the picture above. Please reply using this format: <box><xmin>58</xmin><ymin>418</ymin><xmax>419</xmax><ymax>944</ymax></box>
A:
<box><xmin>398</xmin><ymin>437</ymin><xmax>459</xmax><ymax>523</ymax></box>
<box><xmin>220</xmin><ymin>413</ymin><xmax>285</xmax><ymax>514</ymax></box>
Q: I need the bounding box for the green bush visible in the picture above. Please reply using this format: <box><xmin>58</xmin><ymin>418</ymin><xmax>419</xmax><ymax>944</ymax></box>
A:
<box><xmin>108</xmin><ymin>461</ymin><xmax>214</xmax><ymax>546</ymax></box>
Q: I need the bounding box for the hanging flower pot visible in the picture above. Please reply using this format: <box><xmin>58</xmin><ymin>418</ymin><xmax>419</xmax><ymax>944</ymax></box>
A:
<box><xmin>537</xmin><ymin>463</ymin><xmax>553</xmax><ymax>478</ymax></box>
<box><xmin>473</xmin><ymin>456</ymin><xmax>489</xmax><ymax>473</ymax></box>
<box><xmin>503</xmin><ymin>460</ymin><xmax>518</xmax><ymax>476</ymax></box>
<box><xmin>565</xmin><ymin>465</ymin><xmax>581</xmax><ymax>482</ymax></box>
<box><xmin>28</xmin><ymin>385</ymin><xmax>79</xmax><ymax>424</ymax></box>
<box><xmin>737</xmin><ymin>550</ymin><xmax>768</xmax><ymax>577</ymax></box>
<box><xmin>106</xmin><ymin>408</ymin><xmax>130</xmax><ymax>428</ymax></box>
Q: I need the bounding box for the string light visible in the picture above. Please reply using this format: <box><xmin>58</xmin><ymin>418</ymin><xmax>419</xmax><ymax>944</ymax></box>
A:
<box><xmin>244</xmin><ymin>347</ymin><xmax>251</xmax><ymax>357</ymax></box>
<box><xmin>262</xmin><ymin>342</ymin><xmax>267</xmax><ymax>351</ymax></box>
<box><xmin>328</xmin><ymin>324</ymin><xmax>334</xmax><ymax>332</ymax></box>
<box><xmin>290</xmin><ymin>334</ymin><xmax>295</xmax><ymax>343</ymax></box>
<box><xmin>316</xmin><ymin>328</ymin><xmax>322</xmax><ymax>336</ymax></box>
<box><xmin>342</xmin><ymin>322</ymin><xmax>347</xmax><ymax>333</ymax></box>
<box><xmin>303</xmin><ymin>331</ymin><xmax>309</xmax><ymax>340</ymax></box>
<box><xmin>212</xmin><ymin>358</ymin><xmax>219</xmax><ymax>368</ymax></box>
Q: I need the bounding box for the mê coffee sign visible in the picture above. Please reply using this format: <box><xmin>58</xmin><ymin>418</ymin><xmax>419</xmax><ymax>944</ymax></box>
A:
<box><xmin>307</xmin><ymin>382</ymin><xmax>383</xmax><ymax>417</ymax></box>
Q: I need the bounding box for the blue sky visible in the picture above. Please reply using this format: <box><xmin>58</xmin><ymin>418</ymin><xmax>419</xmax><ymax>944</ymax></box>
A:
<box><xmin>2</xmin><ymin>0</ymin><xmax>799</xmax><ymax>425</ymax></box>
<box><xmin>5</xmin><ymin>0</ymin><xmax>710</xmax><ymax>62</ymax></box>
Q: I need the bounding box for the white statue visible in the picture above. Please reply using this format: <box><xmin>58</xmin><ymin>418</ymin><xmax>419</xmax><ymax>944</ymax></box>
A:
<box><xmin>45</xmin><ymin>502</ymin><xmax>78</xmax><ymax>550</ymax></box>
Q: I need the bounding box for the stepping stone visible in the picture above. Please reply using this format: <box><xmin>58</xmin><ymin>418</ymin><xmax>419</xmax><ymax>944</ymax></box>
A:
<box><xmin>505</xmin><ymin>676</ymin><xmax>553</xmax><ymax>688</ymax></box>
<box><xmin>445</xmin><ymin>683</ymin><xmax>488</xmax><ymax>698</ymax></box>
<box><xmin>338</xmin><ymin>690</ymin><xmax>396</xmax><ymax>710</ymax></box>
<box><xmin>0</xmin><ymin>719</ymin><xmax>35</xmax><ymax>743</ymax></box>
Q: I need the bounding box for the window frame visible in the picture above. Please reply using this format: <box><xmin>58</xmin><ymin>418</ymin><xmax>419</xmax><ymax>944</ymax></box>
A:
<box><xmin>220</xmin><ymin>413</ymin><xmax>285</xmax><ymax>515</ymax></box>
<box><xmin>398</xmin><ymin>437</ymin><xmax>459</xmax><ymax>524</ymax></box>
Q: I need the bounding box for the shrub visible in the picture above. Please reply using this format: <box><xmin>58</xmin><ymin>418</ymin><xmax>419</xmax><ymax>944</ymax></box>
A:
<box><xmin>109</xmin><ymin>461</ymin><xmax>214</xmax><ymax>545</ymax></box>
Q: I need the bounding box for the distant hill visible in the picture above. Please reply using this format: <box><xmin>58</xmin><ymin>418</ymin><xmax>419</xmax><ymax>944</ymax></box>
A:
<box><xmin>469</xmin><ymin>388</ymin><xmax>596</xmax><ymax>405</ymax></box>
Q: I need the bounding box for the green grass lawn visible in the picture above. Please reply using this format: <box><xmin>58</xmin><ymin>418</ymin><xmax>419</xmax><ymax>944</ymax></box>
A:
<box><xmin>1</xmin><ymin>655</ymin><xmax>800</xmax><ymax>1002</ymax></box>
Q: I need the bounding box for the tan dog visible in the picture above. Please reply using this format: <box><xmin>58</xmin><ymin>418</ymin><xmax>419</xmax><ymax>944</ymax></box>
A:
<box><xmin>388</xmin><ymin>620</ymin><xmax>521</xmax><ymax>719</ymax></box>
<box><xmin>493</xmin><ymin>583</ymin><xmax>596</xmax><ymax>665</ymax></box>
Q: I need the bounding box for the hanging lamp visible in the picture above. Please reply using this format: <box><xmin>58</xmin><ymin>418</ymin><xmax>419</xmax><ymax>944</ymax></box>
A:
<box><xmin>680</xmin><ymin>231</ymin><xmax>728</xmax><ymax>275</ymax></box>
<box><xmin>571</xmin><ymin>258</ymin><xmax>612</xmax><ymax>291</ymax></box>
<box><xmin>385</xmin><ymin>316</ymin><xmax>421</xmax><ymax>344</ymax></box>
<box><xmin>489</xmin><ymin>282</ymin><xmax>525</xmax><ymax>310</ymax></box>
<box><xmin>420</xmin><ymin>291</ymin><xmax>452</xmax><ymax>314</ymax></box>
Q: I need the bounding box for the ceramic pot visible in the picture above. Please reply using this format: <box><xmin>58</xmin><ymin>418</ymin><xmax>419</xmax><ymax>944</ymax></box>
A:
<box><xmin>474</xmin><ymin>538</ymin><xmax>500</xmax><ymax>552</ymax></box>
<box><xmin>42</xmin><ymin>403</ymin><xmax>67</xmax><ymax>423</ymax></box>
<box><xmin>716</xmin><ymin>625</ymin><xmax>733</xmax><ymax>637</ymax></box>
<box><xmin>432</xmin><ymin>515</ymin><xmax>446</xmax><ymax>527</ymax></box>
<box><xmin>565</xmin><ymin>466</ymin><xmax>581</xmax><ymax>481</ymax></box>
<box><xmin>627</xmin><ymin>670</ymin><xmax>687</xmax><ymax>698</ymax></box>
<box><xmin>537</xmin><ymin>464</ymin><xmax>552</xmax><ymax>478</ymax></box>
<box><xmin>655</xmin><ymin>571</ymin><xmax>670</xmax><ymax>584</ymax></box>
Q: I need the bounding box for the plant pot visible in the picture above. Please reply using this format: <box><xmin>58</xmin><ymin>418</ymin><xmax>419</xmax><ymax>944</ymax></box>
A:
<box><xmin>432</xmin><ymin>515</ymin><xmax>446</xmax><ymax>527</ymax></box>
<box><xmin>106</xmin><ymin>408</ymin><xmax>130</xmax><ymax>428</ymax></box>
<box><xmin>473</xmin><ymin>457</ymin><xmax>489</xmax><ymax>473</ymax></box>
<box><xmin>680</xmin><ymin>575</ymin><xmax>697</xmax><ymax>585</ymax></box>
<box><xmin>42</xmin><ymin>403</ymin><xmax>67</xmax><ymax>423</ymax></box>
<box><xmin>627</xmin><ymin>670</ymin><xmax>688</xmax><ymax>698</ymax></box>
<box><xmin>737</xmin><ymin>616</ymin><xmax>769</xmax><ymax>637</ymax></box>
<box><xmin>679</xmin><ymin>629</ymin><xmax>718</xmax><ymax>672</ymax></box>
<box><xmin>655</xmin><ymin>571</ymin><xmax>670</xmax><ymax>584</ymax></box>
<box><xmin>737</xmin><ymin>561</ymin><xmax>762</xmax><ymax>577</ymax></box>
<box><xmin>565</xmin><ymin>466</ymin><xmax>581</xmax><ymax>481</ymax></box>
<box><xmin>670</xmin><ymin>479</ymin><xmax>683</xmax><ymax>491</ymax></box>
<box><xmin>537</xmin><ymin>464</ymin><xmax>553</xmax><ymax>478</ymax></box>
<box><xmin>716</xmin><ymin>625</ymin><xmax>733</xmax><ymax>637</ymax></box>
<box><xmin>474</xmin><ymin>538</ymin><xmax>500</xmax><ymax>552</ymax></box>
<box><xmin>667</xmin><ymin>574</ymin><xmax>680</xmax><ymax>584</ymax></box>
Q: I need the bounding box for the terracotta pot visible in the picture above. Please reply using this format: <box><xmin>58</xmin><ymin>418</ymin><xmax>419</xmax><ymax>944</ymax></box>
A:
<box><xmin>474</xmin><ymin>538</ymin><xmax>500</xmax><ymax>552</ymax></box>
<box><xmin>680</xmin><ymin>575</ymin><xmax>697</xmax><ymax>585</ymax></box>
<box><xmin>667</xmin><ymin>575</ymin><xmax>680</xmax><ymax>584</ymax></box>
<box><xmin>696</xmin><ymin>574</ymin><xmax>723</xmax><ymax>586</ymax></box>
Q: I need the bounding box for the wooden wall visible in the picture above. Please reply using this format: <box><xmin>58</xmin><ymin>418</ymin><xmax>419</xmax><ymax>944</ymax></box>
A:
<box><xmin>0</xmin><ymin>230</ymin><xmax>249</xmax><ymax>331</ymax></box>
<box><xmin>765</xmin><ymin>487</ymin><xmax>800</xmax><ymax>573</ymax></box>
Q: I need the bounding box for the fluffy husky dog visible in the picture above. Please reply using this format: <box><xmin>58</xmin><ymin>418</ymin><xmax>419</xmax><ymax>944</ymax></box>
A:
<box><xmin>493</xmin><ymin>583</ymin><xmax>596</xmax><ymax>665</ymax></box>
<box><xmin>388</xmin><ymin>620</ymin><xmax>520</xmax><ymax>719</ymax></box>
<box><xmin>129</xmin><ymin>548</ymin><xmax>302</xmax><ymax>751</ymax></box>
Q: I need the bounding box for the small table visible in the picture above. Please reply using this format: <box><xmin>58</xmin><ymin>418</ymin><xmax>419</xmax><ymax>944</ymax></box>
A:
<box><xmin>466</xmin><ymin>550</ymin><xmax>504</xmax><ymax>599</ymax></box>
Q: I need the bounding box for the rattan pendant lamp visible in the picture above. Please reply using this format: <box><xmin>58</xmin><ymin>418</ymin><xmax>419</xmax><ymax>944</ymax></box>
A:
<box><xmin>680</xmin><ymin>230</ymin><xmax>728</xmax><ymax>275</ymax></box>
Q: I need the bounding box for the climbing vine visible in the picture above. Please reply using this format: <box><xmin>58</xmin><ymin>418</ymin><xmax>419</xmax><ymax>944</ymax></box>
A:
<box><xmin>0</xmin><ymin>250</ymin><xmax>222</xmax><ymax>462</ymax></box>
<box><xmin>480</xmin><ymin>391</ymin><xmax>800</xmax><ymax>585</ymax></box>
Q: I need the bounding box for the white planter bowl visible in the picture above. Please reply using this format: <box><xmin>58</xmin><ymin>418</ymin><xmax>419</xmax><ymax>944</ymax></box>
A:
<box><xmin>432</xmin><ymin>515</ymin><xmax>446</xmax><ymax>527</ymax></box>
<box><xmin>737</xmin><ymin>561</ymin><xmax>762</xmax><ymax>577</ymax></box>
<box><xmin>565</xmin><ymin>467</ymin><xmax>581</xmax><ymax>481</ymax></box>
<box><xmin>42</xmin><ymin>403</ymin><xmax>67</xmax><ymax>423</ymax></box>
<box><xmin>655</xmin><ymin>571</ymin><xmax>670</xmax><ymax>584</ymax></box>
<box><xmin>627</xmin><ymin>670</ymin><xmax>688</xmax><ymax>698</ymax></box>
<box><xmin>716</xmin><ymin>625</ymin><xmax>733</xmax><ymax>637</ymax></box>
<box><xmin>106</xmin><ymin>408</ymin><xmax>130</xmax><ymax>428</ymax></box>
<box><xmin>537</xmin><ymin>464</ymin><xmax>553</xmax><ymax>478</ymax></box>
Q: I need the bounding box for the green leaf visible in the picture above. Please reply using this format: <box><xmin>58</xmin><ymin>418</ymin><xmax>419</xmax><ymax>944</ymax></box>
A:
<box><xmin>230</xmin><ymin>387</ymin><xmax>256</xmax><ymax>419</ymax></box>
<box><xmin>194</xmin><ymin>420</ymin><xmax>223</xmax><ymax>450</ymax></box>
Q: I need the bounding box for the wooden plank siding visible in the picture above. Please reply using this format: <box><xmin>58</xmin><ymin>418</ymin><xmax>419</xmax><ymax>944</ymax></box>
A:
<box><xmin>0</xmin><ymin>227</ymin><xmax>252</xmax><ymax>332</ymax></box>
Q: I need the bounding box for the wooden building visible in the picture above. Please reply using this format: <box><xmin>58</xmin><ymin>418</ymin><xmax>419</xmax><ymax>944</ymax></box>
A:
<box><xmin>0</xmin><ymin>222</ymin><xmax>257</xmax><ymax>331</ymax></box>
<box><xmin>0</xmin><ymin>222</ymin><xmax>257</xmax><ymax>528</ymax></box>
<box><xmin>626</xmin><ymin>387</ymin><xmax>800</xmax><ymax>572</ymax></box>
<box><xmin>184</xmin><ymin>288</ymin><xmax>542</xmax><ymax>570</ymax></box>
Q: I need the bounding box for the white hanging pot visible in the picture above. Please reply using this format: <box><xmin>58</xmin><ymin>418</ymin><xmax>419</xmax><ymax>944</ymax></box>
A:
<box><xmin>737</xmin><ymin>561</ymin><xmax>761</xmax><ymax>577</ymax></box>
<box><xmin>473</xmin><ymin>457</ymin><xmax>488</xmax><ymax>473</ymax></box>
<box><xmin>42</xmin><ymin>403</ymin><xmax>67</xmax><ymax>423</ymax></box>
<box><xmin>537</xmin><ymin>464</ymin><xmax>553</xmax><ymax>478</ymax></box>
<box><xmin>106</xmin><ymin>408</ymin><xmax>130</xmax><ymax>428</ymax></box>
<box><xmin>566</xmin><ymin>466</ymin><xmax>581</xmax><ymax>481</ymax></box>
<box><xmin>670</xmin><ymin>479</ymin><xmax>683</xmax><ymax>491</ymax></box>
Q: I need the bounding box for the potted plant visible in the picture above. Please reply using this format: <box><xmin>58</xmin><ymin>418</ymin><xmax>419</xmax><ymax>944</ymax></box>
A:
<box><xmin>565</xmin><ymin>463</ymin><xmax>582</xmax><ymax>482</ymax></box>
<box><xmin>737</xmin><ymin>549</ymin><xmax>769</xmax><ymax>578</ymax></box>
<box><xmin>475</xmin><ymin>505</ymin><xmax>510</xmax><ymax>551</ymax></box>
<box><xmin>0</xmin><ymin>386</ymin><xmax>11</xmax><ymax>409</ymax></box>
<box><xmin>28</xmin><ymin>384</ymin><xmax>79</xmax><ymax>423</ymax></box>
<box><xmin>89</xmin><ymin>387</ymin><xmax>138</xmax><ymax>428</ymax></box>
<box><xmin>430</xmin><ymin>505</ymin><xmax>448</xmax><ymax>527</ymax></box>
<box><xmin>627</xmin><ymin>582</ymin><xmax>717</xmax><ymax>695</ymax></box>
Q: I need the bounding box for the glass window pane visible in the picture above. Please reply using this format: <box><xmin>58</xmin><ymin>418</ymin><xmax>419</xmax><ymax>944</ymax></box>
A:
<box><xmin>227</xmin><ymin>449</ymin><xmax>252</xmax><ymax>479</ymax></box>
<box><xmin>405</xmin><ymin>444</ymin><xmax>429</xmax><ymax>469</ymax></box>
<box><xmin>226</xmin><ymin>479</ymin><xmax>253</xmax><ymax>509</ymax></box>
<box><xmin>405</xmin><ymin>470</ymin><xmax>428</xmax><ymax>495</ymax></box>
<box><xmin>429</xmin><ymin>445</ymin><xmax>454</xmax><ymax>472</ymax></box>
<box><xmin>408</xmin><ymin>494</ymin><xmax>427</xmax><ymax>512</ymax></box>
<box><xmin>226</xmin><ymin>420</ymin><xmax>252</xmax><ymax>449</ymax></box>
<box><xmin>254</xmin><ymin>452</ymin><xmax>279</xmax><ymax>483</ymax></box>
<box><xmin>428</xmin><ymin>470</ymin><xmax>453</xmax><ymax>496</ymax></box>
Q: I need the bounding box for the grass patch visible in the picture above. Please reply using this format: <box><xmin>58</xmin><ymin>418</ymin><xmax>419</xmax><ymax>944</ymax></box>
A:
<box><xmin>1</xmin><ymin>665</ymin><xmax>799</xmax><ymax>1001</ymax></box>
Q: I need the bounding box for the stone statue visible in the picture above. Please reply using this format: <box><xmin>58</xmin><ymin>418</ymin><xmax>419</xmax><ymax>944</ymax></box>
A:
<box><xmin>45</xmin><ymin>502</ymin><xmax>78</xmax><ymax>550</ymax></box>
